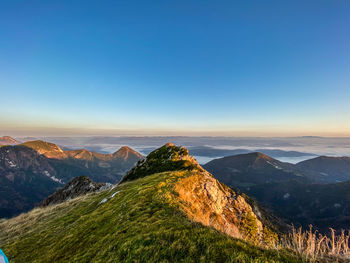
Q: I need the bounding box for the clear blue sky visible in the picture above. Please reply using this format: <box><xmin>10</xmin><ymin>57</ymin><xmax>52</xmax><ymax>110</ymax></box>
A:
<box><xmin>1</xmin><ymin>1</ymin><xmax>350</xmax><ymax>136</ymax></box>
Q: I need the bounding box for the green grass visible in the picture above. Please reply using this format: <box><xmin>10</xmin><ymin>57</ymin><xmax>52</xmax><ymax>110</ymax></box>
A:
<box><xmin>0</xmin><ymin>171</ymin><xmax>305</xmax><ymax>263</ymax></box>
<box><xmin>122</xmin><ymin>144</ymin><xmax>201</xmax><ymax>182</ymax></box>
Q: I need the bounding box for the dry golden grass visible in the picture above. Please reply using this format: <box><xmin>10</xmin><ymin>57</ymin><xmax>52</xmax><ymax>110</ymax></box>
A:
<box><xmin>280</xmin><ymin>225</ymin><xmax>350</xmax><ymax>262</ymax></box>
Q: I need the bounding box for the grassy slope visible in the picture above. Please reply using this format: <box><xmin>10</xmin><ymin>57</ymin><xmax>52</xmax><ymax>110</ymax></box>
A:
<box><xmin>0</xmin><ymin>171</ymin><xmax>304</xmax><ymax>263</ymax></box>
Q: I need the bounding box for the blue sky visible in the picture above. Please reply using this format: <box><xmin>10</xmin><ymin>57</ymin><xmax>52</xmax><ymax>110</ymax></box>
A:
<box><xmin>1</xmin><ymin>1</ymin><xmax>350</xmax><ymax>136</ymax></box>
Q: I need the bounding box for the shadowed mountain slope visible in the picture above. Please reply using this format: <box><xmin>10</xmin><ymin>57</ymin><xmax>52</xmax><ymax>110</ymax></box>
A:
<box><xmin>296</xmin><ymin>156</ymin><xmax>350</xmax><ymax>183</ymax></box>
<box><xmin>0</xmin><ymin>145</ymin><xmax>62</xmax><ymax>218</ymax></box>
<box><xmin>245</xmin><ymin>179</ymin><xmax>350</xmax><ymax>232</ymax></box>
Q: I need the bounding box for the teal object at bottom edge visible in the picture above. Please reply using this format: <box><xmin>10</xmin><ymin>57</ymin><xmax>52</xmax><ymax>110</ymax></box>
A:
<box><xmin>0</xmin><ymin>249</ymin><xmax>9</xmax><ymax>263</ymax></box>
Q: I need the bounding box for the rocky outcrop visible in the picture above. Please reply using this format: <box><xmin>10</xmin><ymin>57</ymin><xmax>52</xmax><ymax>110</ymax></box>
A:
<box><xmin>121</xmin><ymin>143</ymin><xmax>269</xmax><ymax>242</ymax></box>
<box><xmin>174</xmin><ymin>171</ymin><xmax>263</xmax><ymax>240</ymax></box>
<box><xmin>39</xmin><ymin>176</ymin><xmax>111</xmax><ymax>207</ymax></box>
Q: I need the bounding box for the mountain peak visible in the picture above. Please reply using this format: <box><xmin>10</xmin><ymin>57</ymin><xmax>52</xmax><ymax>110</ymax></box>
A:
<box><xmin>0</xmin><ymin>136</ymin><xmax>19</xmax><ymax>145</ymax></box>
<box><xmin>121</xmin><ymin>143</ymin><xmax>203</xmax><ymax>182</ymax></box>
<box><xmin>113</xmin><ymin>145</ymin><xmax>141</xmax><ymax>156</ymax></box>
<box><xmin>119</xmin><ymin>146</ymin><xmax>133</xmax><ymax>151</ymax></box>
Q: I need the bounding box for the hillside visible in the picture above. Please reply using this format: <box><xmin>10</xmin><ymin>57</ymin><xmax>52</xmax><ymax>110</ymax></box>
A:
<box><xmin>204</xmin><ymin>152</ymin><xmax>307</xmax><ymax>188</ymax></box>
<box><xmin>0</xmin><ymin>144</ymin><xmax>302</xmax><ymax>262</ymax></box>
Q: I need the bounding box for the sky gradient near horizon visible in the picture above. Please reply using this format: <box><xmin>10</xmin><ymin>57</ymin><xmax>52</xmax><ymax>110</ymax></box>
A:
<box><xmin>1</xmin><ymin>1</ymin><xmax>350</xmax><ymax>136</ymax></box>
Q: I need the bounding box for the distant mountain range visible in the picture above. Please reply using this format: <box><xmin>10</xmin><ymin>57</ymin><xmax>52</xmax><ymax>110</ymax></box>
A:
<box><xmin>0</xmin><ymin>139</ymin><xmax>143</xmax><ymax>218</ymax></box>
<box><xmin>188</xmin><ymin>146</ymin><xmax>317</xmax><ymax>158</ymax></box>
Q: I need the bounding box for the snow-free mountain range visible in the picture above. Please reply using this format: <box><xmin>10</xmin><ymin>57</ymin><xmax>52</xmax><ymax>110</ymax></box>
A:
<box><xmin>0</xmin><ymin>137</ymin><xmax>142</xmax><ymax>218</ymax></box>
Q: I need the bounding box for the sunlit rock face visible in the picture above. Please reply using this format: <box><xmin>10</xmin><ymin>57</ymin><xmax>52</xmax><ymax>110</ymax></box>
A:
<box><xmin>175</xmin><ymin>171</ymin><xmax>263</xmax><ymax>240</ymax></box>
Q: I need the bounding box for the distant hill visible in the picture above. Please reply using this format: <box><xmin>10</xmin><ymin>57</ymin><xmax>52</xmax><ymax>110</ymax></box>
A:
<box><xmin>188</xmin><ymin>146</ymin><xmax>316</xmax><ymax>158</ymax></box>
<box><xmin>204</xmin><ymin>152</ymin><xmax>307</xmax><ymax>188</ymax></box>
<box><xmin>0</xmin><ymin>141</ymin><xmax>143</xmax><ymax>218</ymax></box>
<box><xmin>296</xmin><ymin>156</ymin><xmax>350</xmax><ymax>183</ymax></box>
<box><xmin>0</xmin><ymin>143</ymin><xmax>301</xmax><ymax>262</ymax></box>
<box><xmin>0</xmin><ymin>136</ymin><xmax>19</xmax><ymax>146</ymax></box>
<box><xmin>245</xmin><ymin>180</ymin><xmax>350</xmax><ymax>232</ymax></box>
